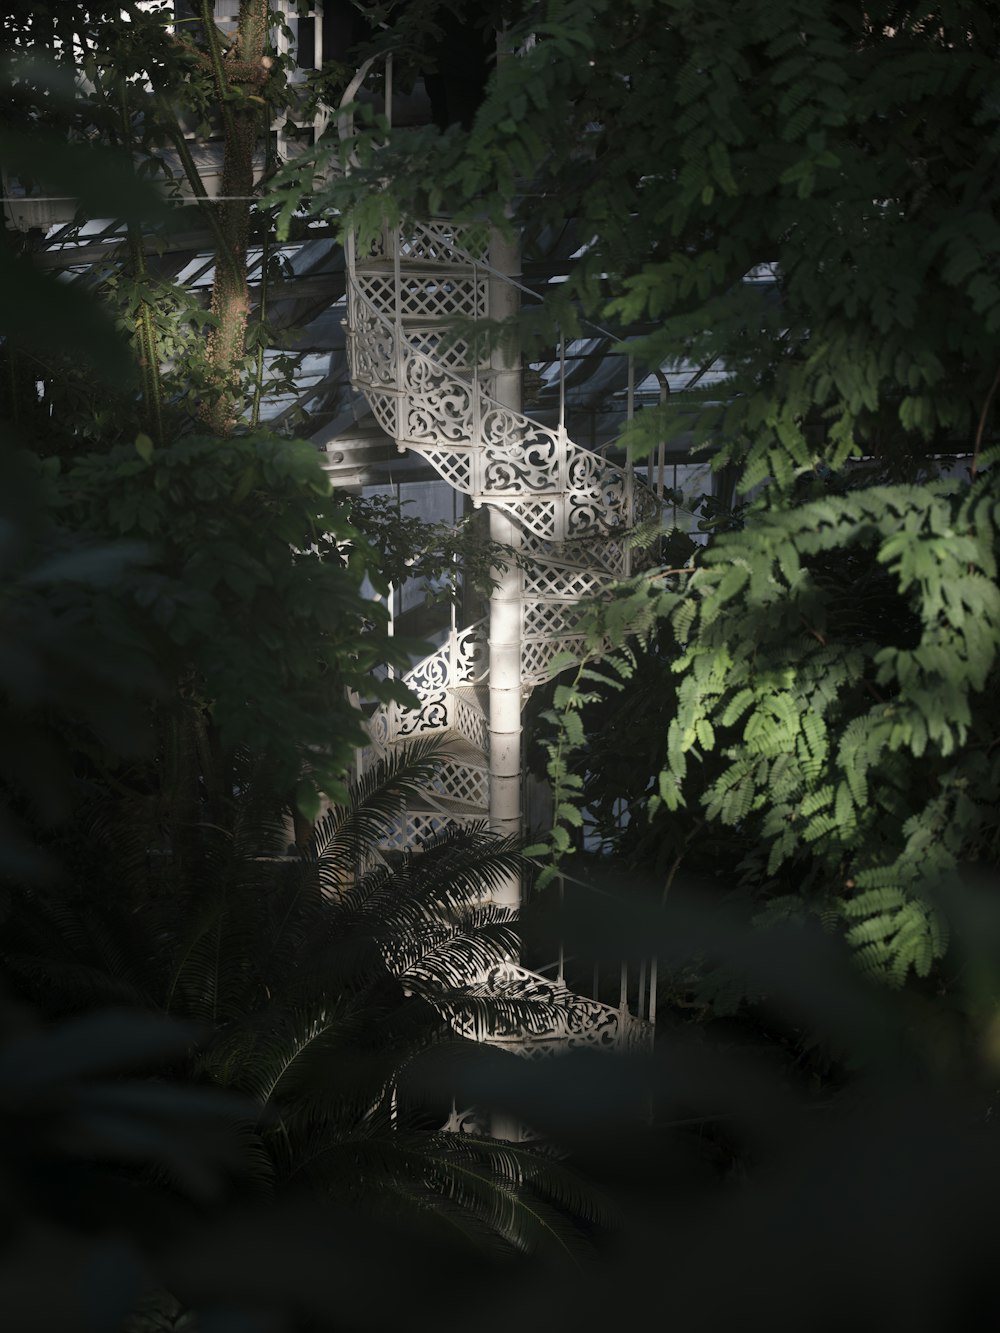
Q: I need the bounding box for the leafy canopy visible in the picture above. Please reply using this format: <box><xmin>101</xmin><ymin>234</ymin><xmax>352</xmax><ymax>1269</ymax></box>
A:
<box><xmin>287</xmin><ymin>0</ymin><xmax>999</xmax><ymax>985</ymax></box>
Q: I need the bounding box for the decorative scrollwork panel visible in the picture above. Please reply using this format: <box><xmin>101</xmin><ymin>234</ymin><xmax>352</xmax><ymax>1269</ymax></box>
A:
<box><xmin>394</xmin><ymin>688</ymin><xmax>449</xmax><ymax>738</ymax></box>
<box><xmin>367</xmin><ymin>706</ymin><xmax>392</xmax><ymax>753</ymax></box>
<box><xmin>401</xmin><ymin>351</ymin><xmax>474</xmax><ymax>446</ymax></box>
<box><xmin>437</xmin><ymin>962</ymin><xmax>648</xmax><ymax>1057</ymax></box>
<box><xmin>480</xmin><ymin>407</ymin><xmax>561</xmax><ymax>493</ymax></box>
<box><xmin>440</xmin><ymin>1104</ymin><xmax>491</xmax><ymax>1136</ymax></box>
<box><xmin>453</xmin><ymin>622</ymin><xmax>489</xmax><ymax>684</ymax></box>
<box><xmin>349</xmin><ymin>318</ymin><xmax>396</xmax><ymax>390</ymax></box>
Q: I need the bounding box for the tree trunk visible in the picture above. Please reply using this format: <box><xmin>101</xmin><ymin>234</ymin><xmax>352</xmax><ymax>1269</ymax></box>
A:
<box><xmin>200</xmin><ymin>0</ymin><xmax>271</xmax><ymax>436</ymax></box>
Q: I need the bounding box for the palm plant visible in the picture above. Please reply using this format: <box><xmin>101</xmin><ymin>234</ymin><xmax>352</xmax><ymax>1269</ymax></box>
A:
<box><xmin>1</xmin><ymin>737</ymin><xmax>610</xmax><ymax>1258</ymax></box>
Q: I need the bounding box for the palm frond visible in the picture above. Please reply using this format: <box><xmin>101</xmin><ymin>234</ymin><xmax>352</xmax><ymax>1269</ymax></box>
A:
<box><xmin>390</xmin><ymin>925</ymin><xmax>520</xmax><ymax>991</ymax></box>
<box><xmin>4</xmin><ymin>716</ymin><xmax>612</xmax><ymax>1255</ymax></box>
<box><xmin>281</xmin><ymin>1122</ymin><xmax>595</xmax><ymax>1259</ymax></box>
<box><xmin>310</xmin><ymin>739</ymin><xmax>453</xmax><ymax>890</ymax></box>
<box><xmin>0</xmin><ymin>884</ymin><xmax>157</xmax><ymax>1012</ymax></box>
<box><xmin>438</xmin><ymin>1133</ymin><xmax>618</xmax><ymax>1229</ymax></box>
<box><xmin>199</xmin><ymin>1001</ymin><xmax>367</xmax><ymax>1110</ymax></box>
<box><xmin>163</xmin><ymin>899</ymin><xmax>259</xmax><ymax>1025</ymax></box>
<box><xmin>1</xmin><ymin>952</ymin><xmax>152</xmax><ymax>1011</ymax></box>
<box><xmin>334</xmin><ymin>832</ymin><xmax>521</xmax><ymax>932</ymax></box>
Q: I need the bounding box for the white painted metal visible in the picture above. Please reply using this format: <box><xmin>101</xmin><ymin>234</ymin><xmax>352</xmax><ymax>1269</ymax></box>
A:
<box><xmin>346</xmin><ymin>217</ymin><xmax>659</xmax><ymax>1057</ymax></box>
<box><xmin>487</xmin><ymin>224</ymin><xmax>524</xmax><ymax>913</ymax></box>
<box><xmin>335</xmin><ymin>20</ymin><xmax>661</xmax><ymax>1059</ymax></box>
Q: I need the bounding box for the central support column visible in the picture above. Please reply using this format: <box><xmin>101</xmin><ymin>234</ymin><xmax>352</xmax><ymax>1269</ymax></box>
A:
<box><xmin>487</xmin><ymin>224</ymin><xmax>522</xmax><ymax>913</ymax></box>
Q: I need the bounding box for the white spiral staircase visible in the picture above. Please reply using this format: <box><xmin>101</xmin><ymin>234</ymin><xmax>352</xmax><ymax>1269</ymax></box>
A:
<box><xmin>345</xmin><ymin>217</ymin><xmax>657</xmax><ymax>1063</ymax></box>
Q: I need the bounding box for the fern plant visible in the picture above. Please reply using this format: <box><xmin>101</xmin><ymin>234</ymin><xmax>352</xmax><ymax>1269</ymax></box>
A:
<box><xmin>528</xmin><ymin>466</ymin><xmax>1000</xmax><ymax>988</ymax></box>
<box><xmin>2</xmin><ymin>739</ymin><xmax>608</xmax><ymax>1258</ymax></box>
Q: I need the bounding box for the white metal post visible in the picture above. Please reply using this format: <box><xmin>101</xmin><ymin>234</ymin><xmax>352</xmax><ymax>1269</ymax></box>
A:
<box><xmin>487</xmin><ymin>223</ymin><xmax>522</xmax><ymax>913</ymax></box>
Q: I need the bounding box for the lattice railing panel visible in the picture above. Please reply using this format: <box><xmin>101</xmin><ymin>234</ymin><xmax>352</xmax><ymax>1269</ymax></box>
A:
<box><xmin>430</xmin><ymin>760</ymin><xmax>489</xmax><ymax>807</ymax></box>
<box><xmin>407</xmin><ymin>326</ymin><xmax>486</xmax><ymax>377</ymax></box>
<box><xmin>523</xmin><ymin>600</ymin><xmax>585</xmax><ymax>639</ymax></box>
<box><xmin>377</xmin><ymin>810</ymin><xmax>480</xmax><ymax>852</ymax></box>
<box><xmin>594</xmin><ymin>538</ymin><xmax>629</xmax><ymax>575</ymax></box>
<box><xmin>518</xmin><ymin>529</ymin><xmax>631</xmax><ymax>578</ymax></box>
<box><xmin>399</xmin><ymin>219</ymin><xmax>489</xmax><ymax>265</ymax></box>
<box><xmin>398</xmin><ymin>273</ymin><xmax>487</xmax><ymax>322</ymax></box>
<box><xmin>356</xmin><ymin>271</ymin><xmax>397</xmax><ymax>313</ymax></box>
<box><xmin>523</xmin><ymin>563</ymin><xmax>609</xmax><ymax>600</ymax></box>
<box><xmin>492</xmin><ymin>498</ymin><xmax>561</xmax><ymax>542</ymax></box>
<box><xmin>407</xmin><ymin>445</ymin><xmax>475</xmax><ymax>495</ymax></box>
<box><xmin>452</xmin><ymin>694</ymin><xmax>488</xmax><ymax>752</ymax></box>
<box><xmin>367</xmin><ymin>389</ymin><xmax>399</xmax><ymax>440</ymax></box>
<box><xmin>520</xmin><ymin>635</ymin><xmax>592</xmax><ymax>685</ymax></box>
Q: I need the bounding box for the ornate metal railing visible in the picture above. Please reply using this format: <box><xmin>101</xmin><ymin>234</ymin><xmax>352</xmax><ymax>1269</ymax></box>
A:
<box><xmin>348</xmin><ymin>221</ymin><xmax>659</xmax><ymax>690</ymax></box>
<box><xmin>346</xmin><ymin>214</ymin><xmax>658</xmax><ymax>1060</ymax></box>
<box><xmin>368</xmin><ymin>620</ymin><xmax>488</xmax><ymax>756</ymax></box>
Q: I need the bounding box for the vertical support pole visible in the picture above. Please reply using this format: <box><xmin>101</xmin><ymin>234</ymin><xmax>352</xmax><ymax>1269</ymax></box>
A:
<box><xmin>556</xmin><ymin>875</ymin><xmax>565</xmax><ymax>985</ymax></box>
<box><xmin>489</xmin><ymin>292</ymin><xmax>525</xmax><ymax>1156</ymax></box>
<box><xmin>313</xmin><ymin>4</ymin><xmax>323</xmax><ymax>69</ymax></box>
<box><xmin>313</xmin><ymin>7</ymin><xmax>328</xmax><ymax>140</ymax></box>
<box><xmin>385</xmin><ymin>582</ymin><xmax>395</xmax><ymax>694</ymax></box>
<box><xmin>624</xmin><ymin>352</ymin><xmax>636</xmax><ymax>577</ymax></box>
<box><xmin>392</xmin><ymin>225</ymin><xmax>404</xmax><ymax>446</ymax></box>
<box><xmin>487</xmin><ymin>221</ymin><xmax>523</xmax><ymax>914</ymax></box>
<box><xmin>654</xmin><ymin>368</ymin><xmax>669</xmax><ymax>502</ymax></box>
<box><xmin>559</xmin><ymin>335</ymin><xmax>566</xmax><ymax>433</ymax></box>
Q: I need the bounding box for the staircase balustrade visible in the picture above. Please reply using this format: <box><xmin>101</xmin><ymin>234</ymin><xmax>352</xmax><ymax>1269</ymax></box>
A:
<box><xmin>346</xmin><ymin>217</ymin><xmax>658</xmax><ymax>1064</ymax></box>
